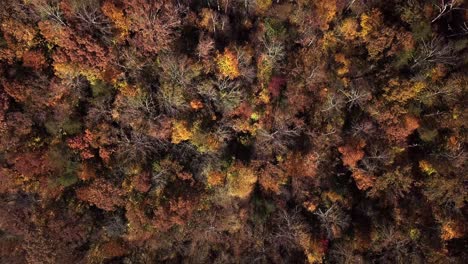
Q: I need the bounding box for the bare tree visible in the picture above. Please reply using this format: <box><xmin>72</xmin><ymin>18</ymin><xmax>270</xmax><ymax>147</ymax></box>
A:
<box><xmin>418</xmin><ymin>85</ymin><xmax>456</xmax><ymax>102</ymax></box>
<box><xmin>412</xmin><ymin>37</ymin><xmax>457</xmax><ymax>69</ymax></box>
<box><xmin>329</xmin><ymin>241</ymin><xmax>363</xmax><ymax>264</ymax></box>
<box><xmin>314</xmin><ymin>204</ymin><xmax>350</xmax><ymax>239</ymax></box>
<box><xmin>197</xmin><ymin>35</ymin><xmax>215</xmax><ymax>60</ymax></box>
<box><xmin>30</xmin><ymin>0</ymin><xmax>66</xmax><ymax>26</ymax></box>
<box><xmin>271</xmin><ymin>207</ymin><xmax>308</xmax><ymax>249</ymax></box>
<box><xmin>70</xmin><ymin>0</ymin><xmax>112</xmax><ymax>37</ymax></box>
<box><xmin>255</xmin><ymin>126</ymin><xmax>301</xmax><ymax>155</ymax></box>
<box><xmin>340</xmin><ymin>88</ymin><xmax>371</xmax><ymax>109</ymax></box>
<box><xmin>431</xmin><ymin>0</ymin><xmax>466</xmax><ymax>23</ymax></box>
<box><xmin>262</xmin><ymin>39</ymin><xmax>285</xmax><ymax>65</ymax></box>
<box><xmin>117</xmin><ymin>130</ymin><xmax>166</xmax><ymax>164</ymax></box>
<box><xmin>216</xmin><ymin>78</ymin><xmax>243</xmax><ymax>111</ymax></box>
<box><xmin>321</xmin><ymin>93</ymin><xmax>344</xmax><ymax>112</ymax></box>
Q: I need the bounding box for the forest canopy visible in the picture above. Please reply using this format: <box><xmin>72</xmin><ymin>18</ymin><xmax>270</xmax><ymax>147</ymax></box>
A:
<box><xmin>0</xmin><ymin>0</ymin><xmax>467</xmax><ymax>263</ymax></box>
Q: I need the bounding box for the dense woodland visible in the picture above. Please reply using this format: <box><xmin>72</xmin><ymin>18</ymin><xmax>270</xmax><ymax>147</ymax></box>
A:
<box><xmin>0</xmin><ymin>0</ymin><xmax>467</xmax><ymax>263</ymax></box>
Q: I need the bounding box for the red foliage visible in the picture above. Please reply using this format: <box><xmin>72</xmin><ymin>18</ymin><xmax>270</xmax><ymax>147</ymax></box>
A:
<box><xmin>0</xmin><ymin>91</ymin><xmax>9</xmax><ymax>133</ymax></box>
<box><xmin>6</xmin><ymin>112</ymin><xmax>32</xmax><ymax>136</ymax></box>
<box><xmin>0</xmin><ymin>168</ymin><xmax>19</xmax><ymax>194</ymax></box>
<box><xmin>76</xmin><ymin>179</ymin><xmax>125</xmax><ymax>211</ymax></box>
<box><xmin>12</xmin><ymin>151</ymin><xmax>51</xmax><ymax>179</ymax></box>
<box><xmin>132</xmin><ymin>171</ymin><xmax>151</xmax><ymax>192</ymax></box>
<box><xmin>99</xmin><ymin>147</ymin><xmax>113</xmax><ymax>164</ymax></box>
<box><xmin>228</xmin><ymin>102</ymin><xmax>253</xmax><ymax>119</ymax></box>
<box><xmin>67</xmin><ymin>129</ymin><xmax>95</xmax><ymax>159</ymax></box>
<box><xmin>268</xmin><ymin>76</ymin><xmax>286</xmax><ymax>98</ymax></box>
<box><xmin>99</xmin><ymin>240</ymin><xmax>128</xmax><ymax>259</ymax></box>
<box><xmin>147</xmin><ymin>116</ymin><xmax>172</xmax><ymax>140</ymax></box>
<box><xmin>152</xmin><ymin>197</ymin><xmax>197</xmax><ymax>231</ymax></box>
<box><xmin>38</xmin><ymin>20</ymin><xmax>111</xmax><ymax>74</ymax></box>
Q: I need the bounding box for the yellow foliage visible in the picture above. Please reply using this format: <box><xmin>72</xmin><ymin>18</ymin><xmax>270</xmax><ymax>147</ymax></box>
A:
<box><xmin>171</xmin><ymin>120</ymin><xmax>193</xmax><ymax>144</ymax></box>
<box><xmin>53</xmin><ymin>62</ymin><xmax>101</xmax><ymax>83</ymax></box>
<box><xmin>384</xmin><ymin>79</ymin><xmax>427</xmax><ymax>103</ymax></box>
<box><xmin>334</xmin><ymin>53</ymin><xmax>350</xmax><ymax>76</ymax></box>
<box><xmin>226</xmin><ymin>163</ymin><xmax>257</xmax><ymax>199</ymax></box>
<box><xmin>258</xmin><ymin>87</ymin><xmax>270</xmax><ymax>104</ymax></box>
<box><xmin>257</xmin><ymin>54</ymin><xmax>273</xmax><ymax>85</ymax></box>
<box><xmin>323</xmin><ymin>191</ymin><xmax>344</xmax><ymax>204</ymax></box>
<box><xmin>360</xmin><ymin>9</ymin><xmax>383</xmax><ymax>39</ymax></box>
<box><xmin>232</xmin><ymin>118</ymin><xmax>259</xmax><ymax>135</ymax></box>
<box><xmin>429</xmin><ymin>64</ymin><xmax>447</xmax><ymax>82</ymax></box>
<box><xmin>339</xmin><ymin>18</ymin><xmax>359</xmax><ymax>41</ymax></box>
<box><xmin>184</xmin><ymin>122</ymin><xmax>222</xmax><ymax>153</ymax></box>
<box><xmin>419</xmin><ymin>160</ymin><xmax>437</xmax><ymax>175</ymax></box>
<box><xmin>216</xmin><ymin>48</ymin><xmax>240</xmax><ymax>79</ymax></box>
<box><xmin>256</xmin><ymin>0</ymin><xmax>272</xmax><ymax>13</ymax></box>
<box><xmin>198</xmin><ymin>8</ymin><xmax>215</xmax><ymax>31</ymax></box>
<box><xmin>298</xmin><ymin>232</ymin><xmax>325</xmax><ymax>263</ymax></box>
<box><xmin>321</xmin><ymin>31</ymin><xmax>338</xmax><ymax>51</ymax></box>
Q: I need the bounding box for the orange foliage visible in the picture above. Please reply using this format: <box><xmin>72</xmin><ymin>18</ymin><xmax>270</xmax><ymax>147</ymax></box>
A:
<box><xmin>385</xmin><ymin>115</ymin><xmax>420</xmax><ymax>142</ymax></box>
<box><xmin>0</xmin><ymin>19</ymin><xmax>36</xmax><ymax>62</ymax></box>
<box><xmin>22</xmin><ymin>50</ymin><xmax>46</xmax><ymax>70</ymax></box>
<box><xmin>440</xmin><ymin>220</ymin><xmax>465</xmax><ymax>241</ymax></box>
<box><xmin>258</xmin><ymin>163</ymin><xmax>287</xmax><ymax>194</ymax></box>
<box><xmin>338</xmin><ymin>139</ymin><xmax>366</xmax><ymax>168</ymax></box>
<box><xmin>206</xmin><ymin>170</ymin><xmax>225</xmax><ymax>187</ymax></box>
<box><xmin>190</xmin><ymin>99</ymin><xmax>204</xmax><ymax>110</ymax></box>
<box><xmin>352</xmin><ymin>169</ymin><xmax>376</xmax><ymax>191</ymax></box>
<box><xmin>78</xmin><ymin>163</ymin><xmax>96</xmax><ymax>181</ymax></box>
<box><xmin>334</xmin><ymin>53</ymin><xmax>350</xmax><ymax>76</ymax></box>
<box><xmin>285</xmin><ymin>152</ymin><xmax>319</xmax><ymax>178</ymax></box>
<box><xmin>312</xmin><ymin>1</ymin><xmax>339</xmax><ymax>31</ymax></box>
<box><xmin>102</xmin><ymin>1</ymin><xmax>130</xmax><ymax>41</ymax></box>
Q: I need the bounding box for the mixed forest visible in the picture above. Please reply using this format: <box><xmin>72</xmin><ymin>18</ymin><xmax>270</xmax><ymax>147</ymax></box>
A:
<box><xmin>0</xmin><ymin>0</ymin><xmax>467</xmax><ymax>263</ymax></box>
